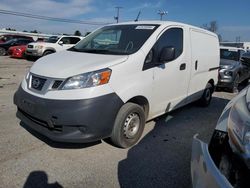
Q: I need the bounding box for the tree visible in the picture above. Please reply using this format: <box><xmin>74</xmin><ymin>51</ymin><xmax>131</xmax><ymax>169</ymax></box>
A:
<box><xmin>30</xmin><ymin>30</ymin><xmax>38</xmax><ymax>33</ymax></box>
<box><xmin>201</xmin><ymin>20</ymin><xmax>222</xmax><ymax>41</ymax></box>
<box><xmin>84</xmin><ymin>32</ymin><xmax>91</xmax><ymax>37</ymax></box>
<box><xmin>201</xmin><ymin>21</ymin><xmax>218</xmax><ymax>33</ymax></box>
<box><xmin>74</xmin><ymin>30</ymin><xmax>82</xmax><ymax>36</ymax></box>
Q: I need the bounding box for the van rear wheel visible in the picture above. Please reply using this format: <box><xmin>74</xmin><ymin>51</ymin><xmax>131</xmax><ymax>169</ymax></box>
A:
<box><xmin>111</xmin><ymin>102</ymin><xmax>145</xmax><ymax>148</ymax></box>
<box><xmin>198</xmin><ymin>83</ymin><xmax>213</xmax><ymax>107</ymax></box>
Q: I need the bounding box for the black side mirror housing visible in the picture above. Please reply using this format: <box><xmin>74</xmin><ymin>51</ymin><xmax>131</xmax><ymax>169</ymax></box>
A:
<box><xmin>159</xmin><ymin>47</ymin><xmax>175</xmax><ymax>63</ymax></box>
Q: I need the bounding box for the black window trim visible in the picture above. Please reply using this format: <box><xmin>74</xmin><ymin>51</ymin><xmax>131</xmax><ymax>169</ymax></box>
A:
<box><xmin>142</xmin><ymin>26</ymin><xmax>184</xmax><ymax>71</ymax></box>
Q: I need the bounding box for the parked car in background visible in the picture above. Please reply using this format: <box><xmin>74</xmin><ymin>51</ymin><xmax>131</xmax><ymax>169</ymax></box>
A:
<box><xmin>8</xmin><ymin>45</ymin><xmax>27</xmax><ymax>58</ymax></box>
<box><xmin>0</xmin><ymin>34</ymin><xmax>33</xmax><ymax>43</ymax></box>
<box><xmin>217</xmin><ymin>46</ymin><xmax>250</xmax><ymax>92</ymax></box>
<box><xmin>0</xmin><ymin>38</ymin><xmax>34</xmax><ymax>56</ymax></box>
<box><xmin>25</xmin><ymin>35</ymin><xmax>83</xmax><ymax>58</ymax></box>
<box><xmin>14</xmin><ymin>21</ymin><xmax>219</xmax><ymax>148</ymax></box>
<box><xmin>191</xmin><ymin>84</ymin><xmax>250</xmax><ymax>188</ymax></box>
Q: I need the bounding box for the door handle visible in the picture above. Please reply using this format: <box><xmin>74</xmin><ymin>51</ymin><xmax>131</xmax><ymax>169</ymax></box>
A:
<box><xmin>180</xmin><ymin>63</ymin><xmax>186</xmax><ymax>70</ymax></box>
<box><xmin>195</xmin><ymin>60</ymin><xmax>198</xmax><ymax>70</ymax></box>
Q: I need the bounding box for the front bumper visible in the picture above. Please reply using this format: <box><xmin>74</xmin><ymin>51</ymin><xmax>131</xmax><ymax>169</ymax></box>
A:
<box><xmin>25</xmin><ymin>49</ymin><xmax>43</xmax><ymax>57</ymax></box>
<box><xmin>216</xmin><ymin>69</ymin><xmax>235</xmax><ymax>88</ymax></box>
<box><xmin>14</xmin><ymin>86</ymin><xmax>124</xmax><ymax>143</ymax></box>
<box><xmin>191</xmin><ymin>135</ymin><xmax>232</xmax><ymax>188</ymax></box>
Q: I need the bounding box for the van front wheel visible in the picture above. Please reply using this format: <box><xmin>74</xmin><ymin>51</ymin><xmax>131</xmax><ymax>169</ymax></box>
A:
<box><xmin>111</xmin><ymin>103</ymin><xmax>145</xmax><ymax>148</ymax></box>
<box><xmin>198</xmin><ymin>83</ymin><xmax>213</xmax><ymax>107</ymax></box>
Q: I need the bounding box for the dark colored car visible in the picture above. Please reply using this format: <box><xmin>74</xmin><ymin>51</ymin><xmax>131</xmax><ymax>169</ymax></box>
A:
<box><xmin>0</xmin><ymin>34</ymin><xmax>33</xmax><ymax>43</ymax></box>
<box><xmin>217</xmin><ymin>46</ymin><xmax>250</xmax><ymax>92</ymax></box>
<box><xmin>0</xmin><ymin>38</ymin><xmax>34</xmax><ymax>56</ymax></box>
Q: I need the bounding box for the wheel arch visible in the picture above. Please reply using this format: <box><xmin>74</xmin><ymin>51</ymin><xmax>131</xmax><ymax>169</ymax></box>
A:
<box><xmin>126</xmin><ymin>96</ymin><xmax>150</xmax><ymax>120</ymax></box>
<box><xmin>43</xmin><ymin>48</ymin><xmax>56</xmax><ymax>55</ymax></box>
<box><xmin>208</xmin><ymin>79</ymin><xmax>215</xmax><ymax>92</ymax></box>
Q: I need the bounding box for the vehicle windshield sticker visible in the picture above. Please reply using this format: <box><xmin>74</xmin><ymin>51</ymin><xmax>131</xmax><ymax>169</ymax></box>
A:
<box><xmin>135</xmin><ymin>26</ymin><xmax>155</xmax><ymax>30</ymax></box>
<box><xmin>228</xmin><ymin>49</ymin><xmax>238</xmax><ymax>52</ymax></box>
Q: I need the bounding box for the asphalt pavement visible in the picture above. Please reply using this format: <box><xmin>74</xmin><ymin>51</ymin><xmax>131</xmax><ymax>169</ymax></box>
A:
<box><xmin>0</xmin><ymin>56</ymin><xmax>236</xmax><ymax>188</ymax></box>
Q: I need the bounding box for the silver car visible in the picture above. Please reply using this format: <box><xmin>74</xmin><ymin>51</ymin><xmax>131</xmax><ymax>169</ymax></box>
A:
<box><xmin>191</xmin><ymin>85</ymin><xmax>250</xmax><ymax>188</ymax></box>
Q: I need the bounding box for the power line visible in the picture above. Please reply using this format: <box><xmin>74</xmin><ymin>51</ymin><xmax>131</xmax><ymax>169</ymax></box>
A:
<box><xmin>0</xmin><ymin>9</ymin><xmax>111</xmax><ymax>26</ymax></box>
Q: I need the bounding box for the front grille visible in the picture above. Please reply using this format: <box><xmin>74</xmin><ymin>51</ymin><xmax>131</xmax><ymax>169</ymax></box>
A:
<box><xmin>52</xmin><ymin>80</ymin><xmax>63</xmax><ymax>89</ymax></box>
<box><xmin>28</xmin><ymin>45</ymin><xmax>33</xmax><ymax>48</ymax></box>
<box><xmin>19</xmin><ymin>108</ymin><xmax>62</xmax><ymax>132</ymax></box>
<box><xmin>31</xmin><ymin>75</ymin><xmax>46</xmax><ymax>91</ymax></box>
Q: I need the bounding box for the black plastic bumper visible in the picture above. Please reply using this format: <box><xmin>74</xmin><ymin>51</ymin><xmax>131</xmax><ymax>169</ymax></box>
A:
<box><xmin>14</xmin><ymin>86</ymin><xmax>124</xmax><ymax>143</ymax></box>
<box><xmin>217</xmin><ymin>80</ymin><xmax>233</xmax><ymax>88</ymax></box>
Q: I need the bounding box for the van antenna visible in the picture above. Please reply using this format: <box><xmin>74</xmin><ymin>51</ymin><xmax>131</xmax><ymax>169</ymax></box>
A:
<box><xmin>135</xmin><ymin>11</ymin><xmax>141</xmax><ymax>22</ymax></box>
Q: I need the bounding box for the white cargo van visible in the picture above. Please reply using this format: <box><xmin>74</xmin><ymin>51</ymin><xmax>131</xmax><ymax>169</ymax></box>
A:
<box><xmin>14</xmin><ymin>21</ymin><xmax>219</xmax><ymax>148</ymax></box>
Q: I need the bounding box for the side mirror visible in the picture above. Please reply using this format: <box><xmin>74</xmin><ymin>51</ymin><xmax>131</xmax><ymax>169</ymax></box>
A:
<box><xmin>159</xmin><ymin>47</ymin><xmax>175</xmax><ymax>63</ymax></box>
<box><xmin>58</xmin><ymin>41</ymin><xmax>63</xmax><ymax>45</ymax></box>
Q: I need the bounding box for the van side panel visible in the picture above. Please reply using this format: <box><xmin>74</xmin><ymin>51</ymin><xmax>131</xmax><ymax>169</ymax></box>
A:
<box><xmin>188</xmin><ymin>29</ymin><xmax>219</xmax><ymax>99</ymax></box>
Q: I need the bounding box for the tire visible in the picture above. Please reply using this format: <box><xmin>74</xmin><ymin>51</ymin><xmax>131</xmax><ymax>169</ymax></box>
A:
<box><xmin>0</xmin><ymin>47</ymin><xmax>6</xmax><ymax>56</ymax></box>
<box><xmin>198</xmin><ymin>83</ymin><xmax>213</xmax><ymax>107</ymax></box>
<box><xmin>111</xmin><ymin>102</ymin><xmax>145</xmax><ymax>148</ymax></box>
<box><xmin>230</xmin><ymin>74</ymin><xmax>239</xmax><ymax>93</ymax></box>
<box><xmin>43</xmin><ymin>50</ymin><xmax>53</xmax><ymax>56</ymax></box>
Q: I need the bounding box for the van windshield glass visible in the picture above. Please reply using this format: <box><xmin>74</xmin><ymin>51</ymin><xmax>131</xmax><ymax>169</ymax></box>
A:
<box><xmin>220</xmin><ymin>49</ymin><xmax>240</xmax><ymax>61</ymax></box>
<box><xmin>69</xmin><ymin>24</ymin><xmax>159</xmax><ymax>55</ymax></box>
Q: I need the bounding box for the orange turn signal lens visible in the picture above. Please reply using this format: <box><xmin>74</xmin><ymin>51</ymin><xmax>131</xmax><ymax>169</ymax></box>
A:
<box><xmin>99</xmin><ymin>70</ymin><xmax>111</xmax><ymax>85</ymax></box>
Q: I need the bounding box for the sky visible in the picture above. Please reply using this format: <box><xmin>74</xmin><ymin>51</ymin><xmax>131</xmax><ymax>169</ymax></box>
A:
<box><xmin>0</xmin><ymin>0</ymin><xmax>249</xmax><ymax>41</ymax></box>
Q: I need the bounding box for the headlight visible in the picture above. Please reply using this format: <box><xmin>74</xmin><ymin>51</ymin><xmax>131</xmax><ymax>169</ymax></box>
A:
<box><xmin>220</xmin><ymin>65</ymin><xmax>235</xmax><ymax>70</ymax></box>
<box><xmin>35</xmin><ymin>45</ymin><xmax>43</xmax><ymax>50</ymax></box>
<box><xmin>61</xmin><ymin>68</ymin><xmax>111</xmax><ymax>90</ymax></box>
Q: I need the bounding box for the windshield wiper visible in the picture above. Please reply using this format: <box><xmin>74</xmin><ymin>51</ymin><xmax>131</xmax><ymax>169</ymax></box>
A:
<box><xmin>69</xmin><ymin>48</ymin><xmax>129</xmax><ymax>55</ymax></box>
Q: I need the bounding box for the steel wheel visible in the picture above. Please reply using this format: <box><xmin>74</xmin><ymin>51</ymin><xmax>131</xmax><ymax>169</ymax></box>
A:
<box><xmin>123</xmin><ymin>113</ymin><xmax>140</xmax><ymax>139</ymax></box>
<box><xmin>111</xmin><ymin>102</ymin><xmax>145</xmax><ymax>148</ymax></box>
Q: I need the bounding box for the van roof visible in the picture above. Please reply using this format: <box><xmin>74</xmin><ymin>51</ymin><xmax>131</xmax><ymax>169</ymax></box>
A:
<box><xmin>109</xmin><ymin>20</ymin><xmax>217</xmax><ymax>37</ymax></box>
<box><xmin>220</xmin><ymin>46</ymin><xmax>245</xmax><ymax>51</ymax></box>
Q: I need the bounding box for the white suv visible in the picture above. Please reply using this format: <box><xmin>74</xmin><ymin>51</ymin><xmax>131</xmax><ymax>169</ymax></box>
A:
<box><xmin>25</xmin><ymin>35</ymin><xmax>83</xmax><ymax>57</ymax></box>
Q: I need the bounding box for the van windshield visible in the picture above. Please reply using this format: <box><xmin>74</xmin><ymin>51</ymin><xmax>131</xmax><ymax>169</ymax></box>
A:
<box><xmin>69</xmin><ymin>24</ymin><xmax>159</xmax><ymax>55</ymax></box>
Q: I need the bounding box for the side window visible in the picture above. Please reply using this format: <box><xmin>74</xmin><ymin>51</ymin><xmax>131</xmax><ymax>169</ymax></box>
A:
<box><xmin>157</xmin><ymin>28</ymin><xmax>183</xmax><ymax>60</ymax></box>
<box><xmin>60</xmin><ymin>37</ymin><xmax>71</xmax><ymax>44</ymax></box>
<box><xmin>143</xmin><ymin>28</ymin><xmax>183</xmax><ymax>70</ymax></box>
<box><xmin>70</xmin><ymin>37</ymin><xmax>81</xmax><ymax>44</ymax></box>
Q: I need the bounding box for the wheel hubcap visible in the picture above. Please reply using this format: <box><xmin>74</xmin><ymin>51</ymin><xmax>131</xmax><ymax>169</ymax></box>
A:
<box><xmin>123</xmin><ymin>113</ymin><xmax>140</xmax><ymax>139</ymax></box>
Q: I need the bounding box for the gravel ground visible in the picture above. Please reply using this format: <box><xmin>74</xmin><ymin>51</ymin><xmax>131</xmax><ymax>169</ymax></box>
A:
<box><xmin>0</xmin><ymin>56</ymin><xmax>238</xmax><ymax>188</ymax></box>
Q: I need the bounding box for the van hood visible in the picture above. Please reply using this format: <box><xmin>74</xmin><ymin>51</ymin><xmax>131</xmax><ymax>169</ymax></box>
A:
<box><xmin>220</xmin><ymin>59</ymin><xmax>239</xmax><ymax>66</ymax></box>
<box><xmin>30</xmin><ymin>50</ymin><xmax>129</xmax><ymax>78</ymax></box>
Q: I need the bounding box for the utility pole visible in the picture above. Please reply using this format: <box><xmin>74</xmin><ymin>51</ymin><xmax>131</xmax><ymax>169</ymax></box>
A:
<box><xmin>114</xmin><ymin>6</ymin><xmax>123</xmax><ymax>23</ymax></box>
<box><xmin>158</xmin><ymin>10</ymin><xmax>168</xmax><ymax>20</ymax></box>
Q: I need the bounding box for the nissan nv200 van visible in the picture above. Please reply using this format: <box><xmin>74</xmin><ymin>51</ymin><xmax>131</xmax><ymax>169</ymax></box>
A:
<box><xmin>14</xmin><ymin>21</ymin><xmax>219</xmax><ymax>148</ymax></box>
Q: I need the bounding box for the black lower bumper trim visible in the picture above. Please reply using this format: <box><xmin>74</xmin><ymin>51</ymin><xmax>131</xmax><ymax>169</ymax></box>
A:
<box><xmin>14</xmin><ymin>86</ymin><xmax>124</xmax><ymax>143</ymax></box>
